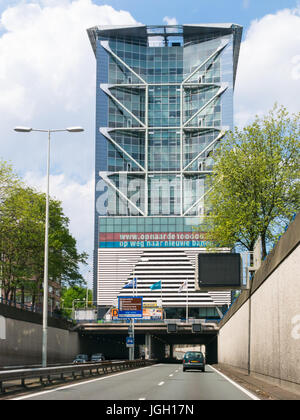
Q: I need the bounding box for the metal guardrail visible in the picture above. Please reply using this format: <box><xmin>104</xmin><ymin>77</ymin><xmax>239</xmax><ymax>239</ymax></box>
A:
<box><xmin>0</xmin><ymin>359</ymin><xmax>154</xmax><ymax>394</ymax></box>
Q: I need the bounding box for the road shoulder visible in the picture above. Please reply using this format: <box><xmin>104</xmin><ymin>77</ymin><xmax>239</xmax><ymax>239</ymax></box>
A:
<box><xmin>212</xmin><ymin>364</ymin><xmax>300</xmax><ymax>400</ymax></box>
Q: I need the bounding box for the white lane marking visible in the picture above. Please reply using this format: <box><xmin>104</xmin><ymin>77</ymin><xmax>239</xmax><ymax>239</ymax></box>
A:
<box><xmin>158</xmin><ymin>381</ymin><xmax>165</xmax><ymax>386</ymax></box>
<box><xmin>139</xmin><ymin>397</ymin><xmax>146</xmax><ymax>400</ymax></box>
<box><xmin>208</xmin><ymin>365</ymin><xmax>260</xmax><ymax>401</ymax></box>
<box><xmin>12</xmin><ymin>365</ymin><xmax>155</xmax><ymax>400</ymax></box>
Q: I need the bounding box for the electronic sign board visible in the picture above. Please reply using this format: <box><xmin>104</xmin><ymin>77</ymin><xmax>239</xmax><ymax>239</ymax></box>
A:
<box><xmin>195</xmin><ymin>253</ymin><xmax>242</xmax><ymax>290</ymax></box>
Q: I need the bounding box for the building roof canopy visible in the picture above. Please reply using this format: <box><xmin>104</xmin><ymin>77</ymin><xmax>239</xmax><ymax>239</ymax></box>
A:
<box><xmin>87</xmin><ymin>23</ymin><xmax>243</xmax><ymax>84</ymax></box>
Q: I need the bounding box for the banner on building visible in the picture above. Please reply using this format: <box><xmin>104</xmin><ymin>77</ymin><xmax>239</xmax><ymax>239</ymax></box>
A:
<box><xmin>99</xmin><ymin>232</ymin><xmax>207</xmax><ymax>248</ymax></box>
<box><xmin>143</xmin><ymin>307</ymin><xmax>163</xmax><ymax>320</ymax></box>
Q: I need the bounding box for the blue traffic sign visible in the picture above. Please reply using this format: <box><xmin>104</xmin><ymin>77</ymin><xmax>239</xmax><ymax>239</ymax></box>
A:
<box><xmin>126</xmin><ymin>337</ymin><xmax>134</xmax><ymax>347</ymax></box>
<box><xmin>118</xmin><ymin>296</ymin><xmax>143</xmax><ymax>319</ymax></box>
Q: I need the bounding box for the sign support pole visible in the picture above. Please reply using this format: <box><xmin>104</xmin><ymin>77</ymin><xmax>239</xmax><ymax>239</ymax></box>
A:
<box><xmin>186</xmin><ymin>279</ymin><xmax>189</xmax><ymax>322</ymax></box>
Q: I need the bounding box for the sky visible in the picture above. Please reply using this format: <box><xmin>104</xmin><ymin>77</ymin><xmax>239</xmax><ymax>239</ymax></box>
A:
<box><xmin>0</xmin><ymin>0</ymin><xmax>299</xmax><ymax>287</ymax></box>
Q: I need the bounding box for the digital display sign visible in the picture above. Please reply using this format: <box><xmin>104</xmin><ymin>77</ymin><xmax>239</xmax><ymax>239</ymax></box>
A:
<box><xmin>196</xmin><ymin>253</ymin><xmax>242</xmax><ymax>289</ymax></box>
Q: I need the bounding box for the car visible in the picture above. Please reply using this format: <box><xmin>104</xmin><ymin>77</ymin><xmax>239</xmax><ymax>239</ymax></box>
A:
<box><xmin>182</xmin><ymin>351</ymin><xmax>205</xmax><ymax>372</ymax></box>
<box><xmin>73</xmin><ymin>354</ymin><xmax>89</xmax><ymax>364</ymax></box>
<box><xmin>90</xmin><ymin>353</ymin><xmax>105</xmax><ymax>362</ymax></box>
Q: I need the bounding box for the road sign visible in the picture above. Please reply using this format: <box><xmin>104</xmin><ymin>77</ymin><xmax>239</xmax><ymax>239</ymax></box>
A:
<box><xmin>126</xmin><ymin>337</ymin><xmax>134</xmax><ymax>348</ymax></box>
<box><xmin>111</xmin><ymin>308</ymin><xmax>118</xmax><ymax>320</ymax></box>
<box><xmin>118</xmin><ymin>296</ymin><xmax>143</xmax><ymax>319</ymax></box>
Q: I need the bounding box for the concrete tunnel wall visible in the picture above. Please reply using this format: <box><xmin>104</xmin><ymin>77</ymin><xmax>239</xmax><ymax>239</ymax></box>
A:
<box><xmin>218</xmin><ymin>213</ymin><xmax>300</xmax><ymax>395</ymax></box>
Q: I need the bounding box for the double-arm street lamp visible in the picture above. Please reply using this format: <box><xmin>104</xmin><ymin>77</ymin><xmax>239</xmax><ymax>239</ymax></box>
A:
<box><xmin>14</xmin><ymin>126</ymin><xmax>84</xmax><ymax>367</ymax></box>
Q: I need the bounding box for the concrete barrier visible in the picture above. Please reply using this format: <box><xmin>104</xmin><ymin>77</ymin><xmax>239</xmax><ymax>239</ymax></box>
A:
<box><xmin>0</xmin><ymin>315</ymin><xmax>81</xmax><ymax>366</ymax></box>
<box><xmin>218</xmin><ymin>213</ymin><xmax>300</xmax><ymax>395</ymax></box>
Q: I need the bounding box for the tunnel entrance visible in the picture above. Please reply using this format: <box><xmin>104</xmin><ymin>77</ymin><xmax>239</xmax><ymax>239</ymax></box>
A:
<box><xmin>76</xmin><ymin>325</ymin><xmax>219</xmax><ymax>365</ymax></box>
<box><xmin>146</xmin><ymin>332</ymin><xmax>218</xmax><ymax>364</ymax></box>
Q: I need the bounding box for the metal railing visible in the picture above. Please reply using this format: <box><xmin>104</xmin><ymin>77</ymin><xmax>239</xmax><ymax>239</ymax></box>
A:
<box><xmin>0</xmin><ymin>296</ymin><xmax>38</xmax><ymax>312</ymax></box>
<box><xmin>0</xmin><ymin>359</ymin><xmax>154</xmax><ymax>395</ymax></box>
<box><xmin>0</xmin><ymin>296</ymin><xmax>73</xmax><ymax>322</ymax></box>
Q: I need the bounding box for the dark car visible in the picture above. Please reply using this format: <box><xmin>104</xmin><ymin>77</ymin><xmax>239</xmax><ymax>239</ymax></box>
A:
<box><xmin>73</xmin><ymin>354</ymin><xmax>89</xmax><ymax>364</ymax></box>
<box><xmin>182</xmin><ymin>351</ymin><xmax>205</xmax><ymax>372</ymax></box>
<box><xmin>91</xmin><ymin>353</ymin><xmax>105</xmax><ymax>362</ymax></box>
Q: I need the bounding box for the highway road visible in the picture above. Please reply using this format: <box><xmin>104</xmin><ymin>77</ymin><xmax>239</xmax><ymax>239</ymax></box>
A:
<box><xmin>13</xmin><ymin>364</ymin><xmax>259</xmax><ymax>401</ymax></box>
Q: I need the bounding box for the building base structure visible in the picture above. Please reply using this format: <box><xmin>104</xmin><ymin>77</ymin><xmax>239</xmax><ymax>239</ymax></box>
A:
<box><xmin>97</xmin><ymin>246</ymin><xmax>231</xmax><ymax>319</ymax></box>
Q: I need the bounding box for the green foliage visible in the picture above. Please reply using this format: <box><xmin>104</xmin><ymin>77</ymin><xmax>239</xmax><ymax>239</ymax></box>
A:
<box><xmin>207</xmin><ymin>105</ymin><xmax>300</xmax><ymax>257</ymax></box>
<box><xmin>61</xmin><ymin>286</ymin><xmax>94</xmax><ymax>318</ymax></box>
<box><xmin>0</xmin><ymin>159</ymin><xmax>88</xmax><ymax>306</ymax></box>
<box><xmin>0</xmin><ymin>159</ymin><xmax>21</xmax><ymax>204</ymax></box>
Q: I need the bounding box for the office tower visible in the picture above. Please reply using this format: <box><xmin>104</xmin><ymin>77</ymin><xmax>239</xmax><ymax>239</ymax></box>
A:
<box><xmin>87</xmin><ymin>24</ymin><xmax>242</xmax><ymax>319</ymax></box>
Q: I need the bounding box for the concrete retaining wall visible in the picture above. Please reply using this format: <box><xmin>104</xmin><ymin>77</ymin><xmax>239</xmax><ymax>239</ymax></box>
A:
<box><xmin>218</xmin><ymin>300</ymin><xmax>249</xmax><ymax>370</ymax></box>
<box><xmin>0</xmin><ymin>317</ymin><xmax>81</xmax><ymax>366</ymax></box>
<box><xmin>218</xmin><ymin>213</ymin><xmax>300</xmax><ymax>394</ymax></box>
<box><xmin>0</xmin><ymin>304</ymin><xmax>85</xmax><ymax>366</ymax></box>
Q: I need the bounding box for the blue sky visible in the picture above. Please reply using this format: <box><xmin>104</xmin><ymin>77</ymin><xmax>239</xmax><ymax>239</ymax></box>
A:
<box><xmin>0</xmin><ymin>0</ymin><xmax>299</xmax><ymax>285</ymax></box>
<box><xmin>93</xmin><ymin>0</ymin><xmax>298</xmax><ymax>33</ymax></box>
<box><xmin>0</xmin><ymin>0</ymin><xmax>298</xmax><ymax>36</ymax></box>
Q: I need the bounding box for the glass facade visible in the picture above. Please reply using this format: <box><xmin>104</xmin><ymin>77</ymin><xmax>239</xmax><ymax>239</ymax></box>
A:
<box><xmin>88</xmin><ymin>24</ymin><xmax>242</xmax><ymax>304</ymax></box>
<box><xmin>165</xmin><ymin>306</ymin><xmax>219</xmax><ymax>320</ymax></box>
<box><xmin>99</xmin><ymin>217</ymin><xmax>203</xmax><ymax>233</ymax></box>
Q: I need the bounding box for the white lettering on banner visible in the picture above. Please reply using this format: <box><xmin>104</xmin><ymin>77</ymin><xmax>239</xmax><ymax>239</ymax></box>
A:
<box><xmin>118</xmin><ymin>232</ymin><xmax>206</xmax><ymax>241</ymax></box>
<box><xmin>0</xmin><ymin>316</ymin><xmax>6</xmax><ymax>340</ymax></box>
<box><xmin>117</xmin><ymin>240</ymin><xmax>208</xmax><ymax>248</ymax></box>
<box><xmin>291</xmin><ymin>315</ymin><xmax>300</xmax><ymax>340</ymax></box>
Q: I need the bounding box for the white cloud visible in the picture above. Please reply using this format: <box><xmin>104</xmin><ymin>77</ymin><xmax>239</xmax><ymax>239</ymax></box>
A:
<box><xmin>0</xmin><ymin>0</ymin><xmax>138</xmax><ymax>281</ymax></box>
<box><xmin>0</xmin><ymin>0</ymin><xmax>137</xmax><ymax>182</ymax></box>
<box><xmin>235</xmin><ymin>6</ymin><xmax>300</xmax><ymax>126</ymax></box>
<box><xmin>24</xmin><ymin>171</ymin><xmax>95</xmax><ymax>283</ymax></box>
<box><xmin>291</xmin><ymin>54</ymin><xmax>300</xmax><ymax>80</ymax></box>
<box><xmin>0</xmin><ymin>0</ymin><xmax>137</xmax><ymax>120</ymax></box>
<box><xmin>163</xmin><ymin>16</ymin><xmax>178</xmax><ymax>26</ymax></box>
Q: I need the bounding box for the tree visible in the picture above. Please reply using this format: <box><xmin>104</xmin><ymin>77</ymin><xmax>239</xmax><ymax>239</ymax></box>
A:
<box><xmin>0</xmin><ymin>160</ymin><xmax>23</xmax><ymax>301</ymax></box>
<box><xmin>61</xmin><ymin>286</ymin><xmax>93</xmax><ymax>319</ymax></box>
<box><xmin>0</xmin><ymin>185</ymin><xmax>42</xmax><ymax>301</ymax></box>
<box><xmin>206</xmin><ymin>105</ymin><xmax>300</xmax><ymax>258</ymax></box>
<box><xmin>0</xmin><ymin>174</ymin><xmax>88</xmax><ymax>305</ymax></box>
<box><xmin>0</xmin><ymin>159</ymin><xmax>20</xmax><ymax>204</ymax></box>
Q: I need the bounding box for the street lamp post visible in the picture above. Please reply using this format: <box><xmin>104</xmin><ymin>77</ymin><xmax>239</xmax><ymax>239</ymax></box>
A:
<box><xmin>86</xmin><ymin>269</ymin><xmax>91</xmax><ymax>310</ymax></box>
<box><xmin>14</xmin><ymin>126</ymin><xmax>84</xmax><ymax>367</ymax></box>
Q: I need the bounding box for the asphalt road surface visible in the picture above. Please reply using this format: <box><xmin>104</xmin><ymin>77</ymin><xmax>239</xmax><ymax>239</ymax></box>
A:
<box><xmin>13</xmin><ymin>364</ymin><xmax>259</xmax><ymax>400</ymax></box>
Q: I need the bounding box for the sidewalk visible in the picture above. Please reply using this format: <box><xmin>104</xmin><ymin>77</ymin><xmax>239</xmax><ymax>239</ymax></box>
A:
<box><xmin>213</xmin><ymin>364</ymin><xmax>300</xmax><ymax>400</ymax></box>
